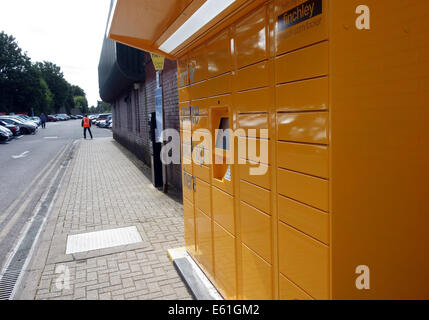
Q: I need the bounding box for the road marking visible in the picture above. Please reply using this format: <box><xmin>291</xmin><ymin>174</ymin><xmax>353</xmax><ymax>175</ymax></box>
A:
<box><xmin>0</xmin><ymin>145</ymin><xmax>70</xmax><ymax>242</ymax></box>
<box><xmin>0</xmin><ymin>145</ymin><xmax>66</xmax><ymax>224</ymax></box>
<box><xmin>44</xmin><ymin>137</ymin><xmax>58</xmax><ymax>139</ymax></box>
<box><xmin>12</xmin><ymin>151</ymin><xmax>29</xmax><ymax>159</ymax></box>
<box><xmin>1</xmin><ymin>144</ymin><xmax>72</xmax><ymax>300</ymax></box>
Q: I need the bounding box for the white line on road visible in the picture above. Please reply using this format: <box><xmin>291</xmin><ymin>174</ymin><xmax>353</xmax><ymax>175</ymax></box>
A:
<box><xmin>12</xmin><ymin>151</ymin><xmax>30</xmax><ymax>159</ymax></box>
<box><xmin>1</xmin><ymin>145</ymin><xmax>70</xmax><ymax>300</ymax></box>
<box><xmin>0</xmin><ymin>145</ymin><xmax>66</xmax><ymax>224</ymax></box>
<box><xmin>0</xmin><ymin>145</ymin><xmax>67</xmax><ymax>229</ymax></box>
<box><xmin>44</xmin><ymin>137</ymin><xmax>58</xmax><ymax>139</ymax></box>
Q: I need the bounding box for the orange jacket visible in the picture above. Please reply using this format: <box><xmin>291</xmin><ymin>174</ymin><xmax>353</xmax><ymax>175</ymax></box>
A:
<box><xmin>82</xmin><ymin>117</ymin><xmax>91</xmax><ymax>128</ymax></box>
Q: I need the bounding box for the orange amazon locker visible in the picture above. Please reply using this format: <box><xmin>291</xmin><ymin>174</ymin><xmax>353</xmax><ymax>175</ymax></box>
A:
<box><xmin>108</xmin><ymin>0</ymin><xmax>429</xmax><ymax>299</ymax></box>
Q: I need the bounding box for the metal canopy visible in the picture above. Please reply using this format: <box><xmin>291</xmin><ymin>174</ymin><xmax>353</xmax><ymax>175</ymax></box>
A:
<box><xmin>107</xmin><ymin>0</ymin><xmax>265</xmax><ymax>59</ymax></box>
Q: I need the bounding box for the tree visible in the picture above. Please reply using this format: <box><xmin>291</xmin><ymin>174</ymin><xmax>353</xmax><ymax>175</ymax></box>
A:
<box><xmin>97</xmin><ymin>100</ymin><xmax>111</xmax><ymax>113</ymax></box>
<box><xmin>69</xmin><ymin>84</ymin><xmax>88</xmax><ymax>114</ymax></box>
<box><xmin>1</xmin><ymin>31</ymin><xmax>89</xmax><ymax>116</ymax></box>
<box><xmin>74</xmin><ymin>96</ymin><xmax>88</xmax><ymax>114</ymax></box>
<box><xmin>34</xmin><ymin>61</ymin><xmax>69</xmax><ymax>113</ymax></box>
<box><xmin>0</xmin><ymin>31</ymin><xmax>37</xmax><ymax>113</ymax></box>
<box><xmin>70</xmin><ymin>85</ymin><xmax>85</xmax><ymax>98</ymax></box>
<box><xmin>64</xmin><ymin>86</ymin><xmax>74</xmax><ymax>114</ymax></box>
<box><xmin>39</xmin><ymin>78</ymin><xmax>54</xmax><ymax>114</ymax></box>
<box><xmin>28</xmin><ymin>71</ymin><xmax>54</xmax><ymax>115</ymax></box>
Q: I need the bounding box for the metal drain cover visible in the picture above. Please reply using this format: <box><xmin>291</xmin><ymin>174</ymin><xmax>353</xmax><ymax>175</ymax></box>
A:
<box><xmin>0</xmin><ymin>269</ymin><xmax>21</xmax><ymax>300</ymax></box>
<box><xmin>66</xmin><ymin>226</ymin><xmax>142</xmax><ymax>254</ymax></box>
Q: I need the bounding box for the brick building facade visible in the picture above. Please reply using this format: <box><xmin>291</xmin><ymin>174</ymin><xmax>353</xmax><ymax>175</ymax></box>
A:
<box><xmin>99</xmin><ymin>1</ymin><xmax>182</xmax><ymax>192</ymax></box>
<box><xmin>111</xmin><ymin>54</ymin><xmax>182</xmax><ymax>191</ymax></box>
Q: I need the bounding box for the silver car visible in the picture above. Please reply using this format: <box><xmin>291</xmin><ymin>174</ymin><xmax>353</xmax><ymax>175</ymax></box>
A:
<box><xmin>0</xmin><ymin>117</ymin><xmax>37</xmax><ymax>135</ymax></box>
<box><xmin>0</xmin><ymin>125</ymin><xmax>13</xmax><ymax>142</ymax></box>
<box><xmin>15</xmin><ymin>115</ymin><xmax>39</xmax><ymax>127</ymax></box>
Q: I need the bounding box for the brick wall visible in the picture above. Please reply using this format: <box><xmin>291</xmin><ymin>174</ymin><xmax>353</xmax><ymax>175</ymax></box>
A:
<box><xmin>161</xmin><ymin>59</ymin><xmax>182</xmax><ymax>190</ymax></box>
<box><xmin>112</xmin><ymin>52</ymin><xmax>182</xmax><ymax>192</ymax></box>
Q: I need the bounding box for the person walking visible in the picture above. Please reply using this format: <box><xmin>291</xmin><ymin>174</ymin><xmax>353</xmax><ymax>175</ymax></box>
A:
<box><xmin>82</xmin><ymin>115</ymin><xmax>93</xmax><ymax>139</ymax></box>
<box><xmin>40</xmin><ymin>113</ymin><xmax>47</xmax><ymax>129</ymax></box>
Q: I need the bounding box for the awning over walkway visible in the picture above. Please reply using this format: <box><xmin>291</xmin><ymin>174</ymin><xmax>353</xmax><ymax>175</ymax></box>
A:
<box><xmin>107</xmin><ymin>0</ymin><xmax>265</xmax><ymax>59</ymax></box>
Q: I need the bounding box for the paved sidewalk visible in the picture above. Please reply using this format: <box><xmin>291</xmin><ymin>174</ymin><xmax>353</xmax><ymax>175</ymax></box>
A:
<box><xmin>16</xmin><ymin>137</ymin><xmax>192</xmax><ymax>300</ymax></box>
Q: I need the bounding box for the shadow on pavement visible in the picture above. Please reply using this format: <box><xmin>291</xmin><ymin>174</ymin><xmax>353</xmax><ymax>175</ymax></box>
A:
<box><xmin>111</xmin><ymin>139</ymin><xmax>183</xmax><ymax>204</ymax></box>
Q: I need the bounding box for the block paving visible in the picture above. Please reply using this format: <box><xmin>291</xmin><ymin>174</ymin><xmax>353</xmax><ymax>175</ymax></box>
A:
<box><xmin>16</xmin><ymin>137</ymin><xmax>192</xmax><ymax>300</ymax></box>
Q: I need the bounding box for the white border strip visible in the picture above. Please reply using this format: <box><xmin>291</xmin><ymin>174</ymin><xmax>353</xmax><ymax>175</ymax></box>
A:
<box><xmin>159</xmin><ymin>0</ymin><xmax>236</xmax><ymax>53</ymax></box>
<box><xmin>106</xmin><ymin>0</ymin><xmax>118</xmax><ymax>38</ymax></box>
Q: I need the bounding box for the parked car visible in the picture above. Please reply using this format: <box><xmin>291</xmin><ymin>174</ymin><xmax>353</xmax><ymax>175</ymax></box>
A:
<box><xmin>47</xmin><ymin>115</ymin><xmax>58</xmax><ymax>122</ymax></box>
<box><xmin>30</xmin><ymin>116</ymin><xmax>41</xmax><ymax>126</ymax></box>
<box><xmin>0</xmin><ymin>117</ymin><xmax>37</xmax><ymax>134</ymax></box>
<box><xmin>89</xmin><ymin>114</ymin><xmax>99</xmax><ymax>124</ymax></box>
<box><xmin>14</xmin><ymin>114</ymin><xmax>39</xmax><ymax>127</ymax></box>
<box><xmin>6</xmin><ymin>115</ymin><xmax>37</xmax><ymax>127</ymax></box>
<box><xmin>0</xmin><ymin>125</ymin><xmax>13</xmax><ymax>142</ymax></box>
<box><xmin>75</xmin><ymin>115</ymin><xmax>83</xmax><ymax>119</ymax></box>
<box><xmin>98</xmin><ymin>115</ymin><xmax>112</xmax><ymax>128</ymax></box>
<box><xmin>0</xmin><ymin>120</ymin><xmax>20</xmax><ymax>136</ymax></box>
<box><xmin>96</xmin><ymin>114</ymin><xmax>112</xmax><ymax>127</ymax></box>
<box><xmin>104</xmin><ymin>115</ymin><xmax>112</xmax><ymax>128</ymax></box>
<box><xmin>55</xmin><ymin>114</ymin><xmax>70</xmax><ymax>121</ymax></box>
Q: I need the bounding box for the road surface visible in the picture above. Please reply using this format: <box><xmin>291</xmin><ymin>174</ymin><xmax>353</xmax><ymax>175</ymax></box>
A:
<box><xmin>0</xmin><ymin>120</ymin><xmax>112</xmax><ymax>272</ymax></box>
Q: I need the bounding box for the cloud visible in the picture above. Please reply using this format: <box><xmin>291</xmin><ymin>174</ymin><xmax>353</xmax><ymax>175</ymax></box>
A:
<box><xmin>0</xmin><ymin>0</ymin><xmax>111</xmax><ymax>107</ymax></box>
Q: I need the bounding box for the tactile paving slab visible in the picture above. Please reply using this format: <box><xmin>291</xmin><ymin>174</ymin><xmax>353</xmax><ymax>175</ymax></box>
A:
<box><xmin>66</xmin><ymin>226</ymin><xmax>143</xmax><ymax>254</ymax></box>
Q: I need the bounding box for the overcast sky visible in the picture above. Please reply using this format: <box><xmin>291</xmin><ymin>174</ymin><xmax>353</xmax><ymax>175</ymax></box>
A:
<box><xmin>0</xmin><ymin>0</ymin><xmax>111</xmax><ymax>107</ymax></box>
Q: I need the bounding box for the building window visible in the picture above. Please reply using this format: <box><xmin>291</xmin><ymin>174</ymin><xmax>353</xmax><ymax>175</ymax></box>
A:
<box><xmin>112</xmin><ymin>102</ymin><xmax>116</xmax><ymax>129</ymax></box>
<box><xmin>127</xmin><ymin>95</ymin><xmax>132</xmax><ymax>132</ymax></box>
<box><xmin>115</xmin><ymin>101</ymin><xmax>122</xmax><ymax>129</ymax></box>
<box><xmin>135</xmin><ymin>89</ymin><xmax>140</xmax><ymax>133</ymax></box>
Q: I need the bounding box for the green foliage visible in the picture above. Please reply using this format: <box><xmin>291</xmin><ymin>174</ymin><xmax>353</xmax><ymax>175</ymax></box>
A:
<box><xmin>70</xmin><ymin>85</ymin><xmax>85</xmax><ymax>98</ymax></box>
<box><xmin>74</xmin><ymin>96</ymin><xmax>88</xmax><ymax>114</ymax></box>
<box><xmin>0</xmin><ymin>31</ymin><xmax>34</xmax><ymax>113</ymax></box>
<box><xmin>40</xmin><ymin>78</ymin><xmax>54</xmax><ymax>114</ymax></box>
<box><xmin>34</xmin><ymin>61</ymin><xmax>69</xmax><ymax>113</ymax></box>
<box><xmin>0</xmin><ymin>31</ymin><xmax>88</xmax><ymax>115</ymax></box>
<box><xmin>97</xmin><ymin>100</ymin><xmax>111</xmax><ymax>113</ymax></box>
<box><xmin>87</xmin><ymin>101</ymin><xmax>110</xmax><ymax>114</ymax></box>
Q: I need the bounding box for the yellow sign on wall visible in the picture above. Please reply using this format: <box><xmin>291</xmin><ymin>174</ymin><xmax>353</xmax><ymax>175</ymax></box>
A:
<box><xmin>150</xmin><ymin>53</ymin><xmax>165</xmax><ymax>71</ymax></box>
